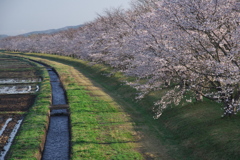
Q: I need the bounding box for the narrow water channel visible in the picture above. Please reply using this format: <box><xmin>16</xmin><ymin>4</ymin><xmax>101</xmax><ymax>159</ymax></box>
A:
<box><xmin>40</xmin><ymin>66</ymin><xmax>70</xmax><ymax>160</ymax></box>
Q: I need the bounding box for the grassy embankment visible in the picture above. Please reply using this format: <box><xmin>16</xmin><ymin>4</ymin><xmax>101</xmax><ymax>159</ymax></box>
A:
<box><xmin>4</xmin><ymin>51</ymin><xmax>240</xmax><ymax>160</ymax></box>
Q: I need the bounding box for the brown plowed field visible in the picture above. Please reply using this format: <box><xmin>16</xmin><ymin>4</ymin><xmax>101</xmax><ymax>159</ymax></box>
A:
<box><xmin>0</xmin><ymin>114</ymin><xmax>23</xmax><ymax>151</ymax></box>
<box><xmin>0</xmin><ymin>94</ymin><xmax>36</xmax><ymax>152</ymax></box>
<box><xmin>0</xmin><ymin>54</ymin><xmax>40</xmax><ymax>155</ymax></box>
<box><xmin>0</xmin><ymin>71</ymin><xmax>37</xmax><ymax>78</ymax></box>
<box><xmin>0</xmin><ymin>94</ymin><xmax>36</xmax><ymax>111</ymax></box>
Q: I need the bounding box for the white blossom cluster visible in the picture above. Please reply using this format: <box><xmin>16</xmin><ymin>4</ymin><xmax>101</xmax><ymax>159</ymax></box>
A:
<box><xmin>0</xmin><ymin>0</ymin><xmax>239</xmax><ymax>118</ymax></box>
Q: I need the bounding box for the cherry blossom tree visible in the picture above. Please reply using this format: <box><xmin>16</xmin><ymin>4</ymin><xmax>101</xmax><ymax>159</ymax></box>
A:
<box><xmin>0</xmin><ymin>0</ymin><xmax>239</xmax><ymax>118</ymax></box>
<box><xmin>148</xmin><ymin>0</ymin><xmax>240</xmax><ymax>118</ymax></box>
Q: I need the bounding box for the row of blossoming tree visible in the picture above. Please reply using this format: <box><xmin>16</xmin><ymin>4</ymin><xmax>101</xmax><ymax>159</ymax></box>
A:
<box><xmin>1</xmin><ymin>0</ymin><xmax>239</xmax><ymax>118</ymax></box>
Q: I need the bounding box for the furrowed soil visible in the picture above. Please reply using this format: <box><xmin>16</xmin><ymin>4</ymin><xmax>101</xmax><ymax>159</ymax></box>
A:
<box><xmin>0</xmin><ymin>94</ymin><xmax>36</xmax><ymax>111</ymax></box>
<box><xmin>0</xmin><ymin>114</ymin><xmax>23</xmax><ymax>151</ymax></box>
<box><xmin>0</xmin><ymin>95</ymin><xmax>37</xmax><ymax>155</ymax></box>
<box><xmin>0</xmin><ymin>94</ymin><xmax>35</xmax><ymax>151</ymax></box>
<box><xmin>0</xmin><ymin>54</ymin><xmax>40</xmax><ymax>156</ymax></box>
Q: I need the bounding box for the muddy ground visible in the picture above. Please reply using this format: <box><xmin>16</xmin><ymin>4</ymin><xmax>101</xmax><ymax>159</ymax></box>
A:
<box><xmin>0</xmin><ymin>114</ymin><xmax>23</xmax><ymax>151</ymax></box>
<box><xmin>0</xmin><ymin>54</ymin><xmax>40</xmax><ymax>155</ymax></box>
<box><xmin>0</xmin><ymin>94</ymin><xmax>36</xmax><ymax>111</ymax></box>
<box><xmin>0</xmin><ymin>94</ymin><xmax>36</xmax><ymax>152</ymax></box>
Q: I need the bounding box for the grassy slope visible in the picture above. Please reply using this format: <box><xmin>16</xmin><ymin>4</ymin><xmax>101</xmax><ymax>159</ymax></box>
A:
<box><xmin>6</xmin><ymin>52</ymin><xmax>240</xmax><ymax>160</ymax></box>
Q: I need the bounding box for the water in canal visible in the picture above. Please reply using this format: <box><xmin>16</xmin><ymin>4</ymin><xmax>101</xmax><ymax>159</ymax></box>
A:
<box><xmin>42</xmin><ymin>67</ymin><xmax>70</xmax><ymax>160</ymax></box>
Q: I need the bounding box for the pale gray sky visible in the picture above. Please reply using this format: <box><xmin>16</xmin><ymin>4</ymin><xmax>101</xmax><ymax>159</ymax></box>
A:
<box><xmin>0</xmin><ymin>0</ymin><xmax>133</xmax><ymax>36</ymax></box>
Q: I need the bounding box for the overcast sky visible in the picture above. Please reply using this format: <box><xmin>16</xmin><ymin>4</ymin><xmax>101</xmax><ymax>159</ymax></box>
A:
<box><xmin>0</xmin><ymin>0</ymin><xmax>133</xmax><ymax>36</ymax></box>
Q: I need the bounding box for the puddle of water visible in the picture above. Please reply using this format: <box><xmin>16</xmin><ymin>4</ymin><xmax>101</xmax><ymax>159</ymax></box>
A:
<box><xmin>0</xmin><ymin>119</ymin><xmax>23</xmax><ymax>160</ymax></box>
<box><xmin>0</xmin><ymin>78</ymin><xmax>41</xmax><ymax>94</ymax></box>
<box><xmin>0</xmin><ymin>84</ymin><xmax>39</xmax><ymax>94</ymax></box>
<box><xmin>0</xmin><ymin>78</ymin><xmax>42</xmax><ymax>84</ymax></box>
<box><xmin>0</xmin><ymin>118</ymin><xmax>12</xmax><ymax>136</ymax></box>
